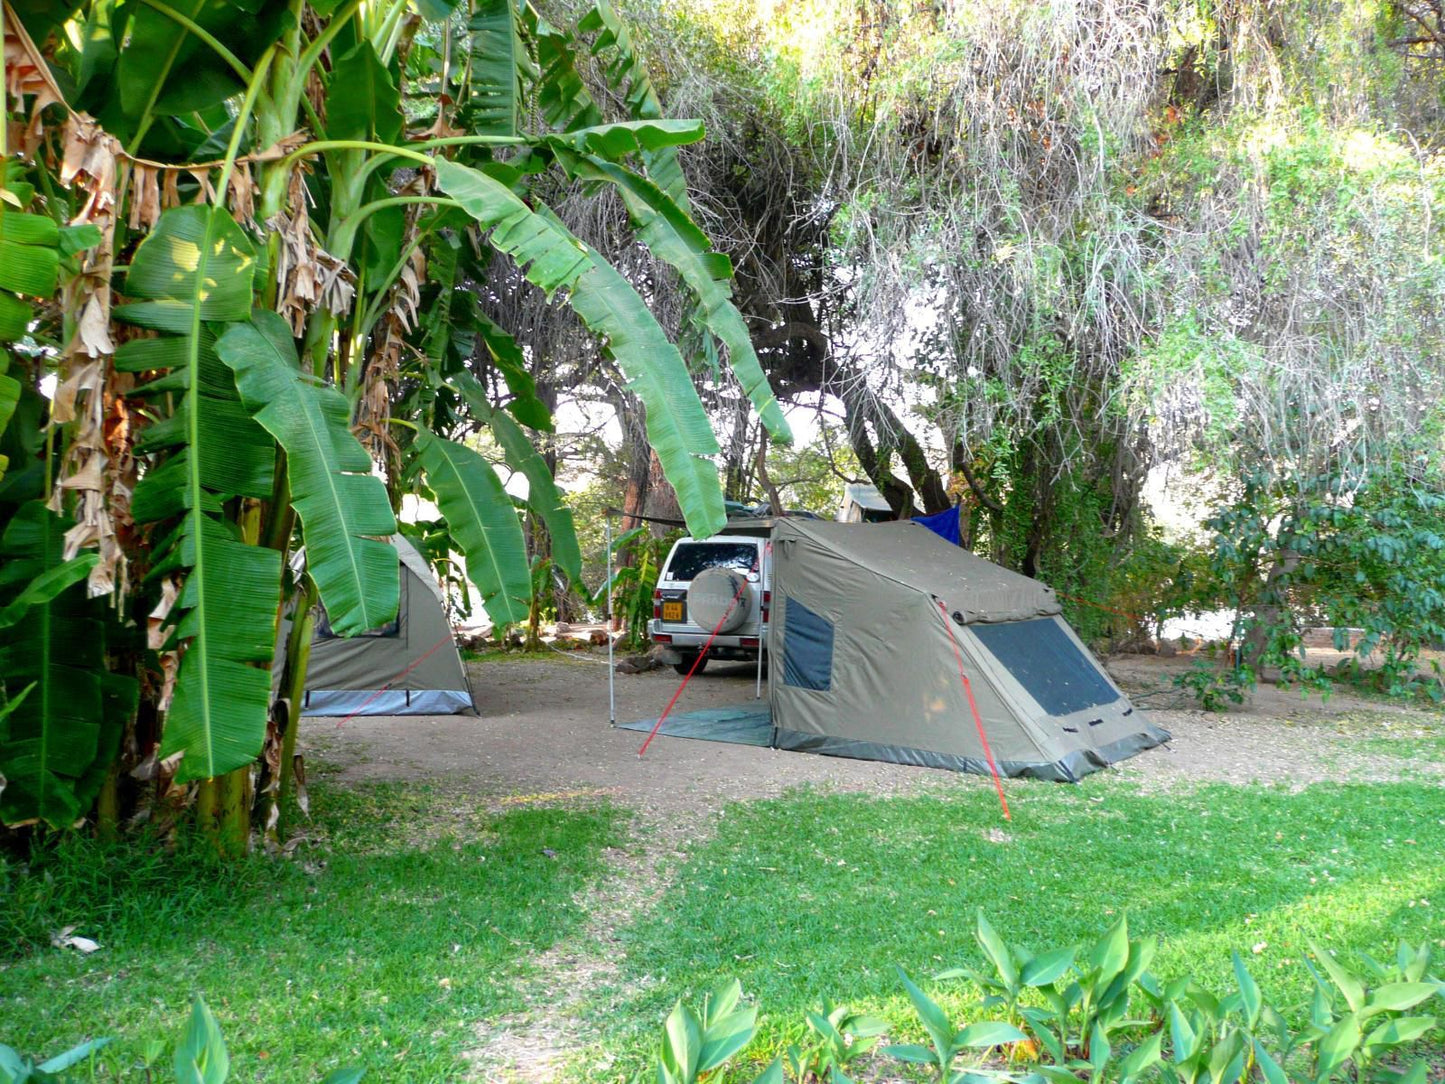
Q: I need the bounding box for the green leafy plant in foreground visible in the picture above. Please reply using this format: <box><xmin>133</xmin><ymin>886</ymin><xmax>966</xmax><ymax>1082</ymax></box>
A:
<box><xmin>783</xmin><ymin>998</ymin><xmax>887</xmax><ymax>1083</ymax></box>
<box><xmin>635</xmin><ymin>979</ymin><xmax>781</xmax><ymax>1084</ymax></box>
<box><xmin>882</xmin><ymin>966</ymin><xmax>1028</xmax><ymax>1081</ymax></box>
<box><xmin>1</xmin><ymin>996</ymin><xmax>362</xmax><ymax>1083</ymax></box>
<box><xmin>935</xmin><ymin>911</ymin><xmax>1444</xmax><ymax>1084</ymax></box>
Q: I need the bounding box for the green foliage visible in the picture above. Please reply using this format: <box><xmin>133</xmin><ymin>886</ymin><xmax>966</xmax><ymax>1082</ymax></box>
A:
<box><xmin>434</xmin><ymin>158</ymin><xmax>727</xmax><ymax>537</ymax></box>
<box><xmin>0</xmin><ymin>504</ymin><xmax>136</xmax><ymax>828</ymax></box>
<box><xmin>881</xmin><ymin>967</ymin><xmax>1027</xmax><ymax>1080</ymax></box>
<box><xmin>634</xmin><ymin>979</ymin><xmax>775</xmax><ymax>1084</ymax></box>
<box><xmin>0</xmin><ymin>994</ymin><xmax>362</xmax><ymax>1083</ymax></box>
<box><xmin>451</xmin><ymin>371</ymin><xmax>582</xmax><ymax>584</ymax></box>
<box><xmin>1184</xmin><ymin>462</ymin><xmax>1445</xmax><ymax>707</ymax></box>
<box><xmin>216</xmin><ymin>312</ymin><xmax>398</xmax><ymax>637</ymax></box>
<box><xmin>625</xmin><ymin>916</ymin><xmax>1441</xmax><ymax>1084</ymax></box>
<box><xmin>119</xmin><ymin>205</ymin><xmax>281</xmax><ymax>786</ymax></box>
<box><xmin>5</xmin><ymin>0</ymin><xmax>784</xmax><ymax>832</ymax></box>
<box><xmin>592</xmin><ymin>526</ymin><xmax>674</xmax><ymax>648</ymax></box>
<box><xmin>562</xmin><ymin>153</ymin><xmax>791</xmax><ymax>442</ymax></box>
<box><xmin>783</xmin><ymin>998</ymin><xmax>886</xmax><ymax>1082</ymax></box>
<box><xmin>414</xmin><ymin>428</ymin><xmax>532</xmax><ymax>626</ymax></box>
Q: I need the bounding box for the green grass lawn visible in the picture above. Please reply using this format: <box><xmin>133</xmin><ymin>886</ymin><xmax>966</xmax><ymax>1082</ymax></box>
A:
<box><xmin>4</xmin><ymin>770</ymin><xmax>1443</xmax><ymax>1082</ymax></box>
<box><xmin>596</xmin><ymin>781</ymin><xmax>1445</xmax><ymax>1077</ymax></box>
<box><xmin>0</xmin><ymin>784</ymin><xmax>623</xmax><ymax>1081</ymax></box>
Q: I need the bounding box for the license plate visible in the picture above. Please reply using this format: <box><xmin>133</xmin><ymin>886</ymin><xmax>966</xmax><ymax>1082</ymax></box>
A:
<box><xmin>662</xmin><ymin>601</ymin><xmax>684</xmax><ymax>622</ymax></box>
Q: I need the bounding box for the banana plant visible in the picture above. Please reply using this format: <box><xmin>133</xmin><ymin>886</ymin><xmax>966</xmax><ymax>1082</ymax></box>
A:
<box><xmin>1</xmin><ymin>0</ymin><xmax>789</xmax><ymax>841</ymax></box>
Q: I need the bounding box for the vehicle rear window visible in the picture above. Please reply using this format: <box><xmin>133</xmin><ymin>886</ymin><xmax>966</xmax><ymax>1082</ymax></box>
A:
<box><xmin>666</xmin><ymin>542</ymin><xmax>759</xmax><ymax>580</ymax></box>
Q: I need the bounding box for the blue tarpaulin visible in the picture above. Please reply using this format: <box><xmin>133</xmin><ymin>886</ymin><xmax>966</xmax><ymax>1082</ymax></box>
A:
<box><xmin>912</xmin><ymin>506</ymin><xmax>961</xmax><ymax>546</ymax></box>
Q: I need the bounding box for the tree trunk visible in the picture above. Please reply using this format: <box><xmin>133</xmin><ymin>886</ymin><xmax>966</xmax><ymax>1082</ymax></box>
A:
<box><xmin>1240</xmin><ymin>546</ymin><xmax>1301</xmax><ymax>677</ymax></box>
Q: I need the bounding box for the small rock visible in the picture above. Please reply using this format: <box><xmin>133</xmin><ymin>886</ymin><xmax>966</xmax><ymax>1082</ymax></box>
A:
<box><xmin>615</xmin><ymin>654</ymin><xmax>660</xmax><ymax>674</ymax></box>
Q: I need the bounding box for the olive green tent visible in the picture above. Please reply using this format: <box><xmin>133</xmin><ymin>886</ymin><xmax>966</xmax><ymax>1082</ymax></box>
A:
<box><xmin>766</xmin><ymin>519</ymin><xmax>1167</xmax><ymax>781</ymax></box>
<box><xmin>277</xmin><ymin>536</ymin><xmax>474</xmax><ymax>717</ymax></box>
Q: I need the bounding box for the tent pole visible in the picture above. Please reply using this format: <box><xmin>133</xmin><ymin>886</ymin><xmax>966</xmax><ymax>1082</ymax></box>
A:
<box><xmin>606</xmin><ymin>513</ymin><xmax>616</xmax><ymax>727</ymax></box>
<box><xmin>754</xmin><ymin>540</ymin><xmax>766</xmax><ymax>700</ymax></box>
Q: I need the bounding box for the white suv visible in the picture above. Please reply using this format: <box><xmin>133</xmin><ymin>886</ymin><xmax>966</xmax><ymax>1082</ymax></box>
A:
<box><xmin>649</xmin><ymin>529</ymin><xmax>770</xmax><ymax>675</ymax></box>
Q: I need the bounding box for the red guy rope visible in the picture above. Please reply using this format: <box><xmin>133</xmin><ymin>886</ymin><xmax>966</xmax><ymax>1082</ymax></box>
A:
<box><xmin>936</xmin><ymin>600</ymin><xmax>1011</xmax><ymax>821</ymax></box>
<box><xmin>637</xmin><ymin>552</ymin><xmax>761</xmax><ymax>758</ymax></box>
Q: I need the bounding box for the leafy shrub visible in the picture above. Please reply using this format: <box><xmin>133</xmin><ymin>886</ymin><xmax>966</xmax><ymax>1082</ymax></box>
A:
<box><xmin>1183</xmin><ymin>462</ymin><xmax>1445</xmax><ymax>707</ymax></box>
<box><xmin>621</xmin><ymin>913</ymin><xmax>1444</xmax><ymax>1083</ymax></box>
<box><xmin>631</xmin><ymin>979</ymin><xmax>780</xmax><ymax>1084</ymax></box>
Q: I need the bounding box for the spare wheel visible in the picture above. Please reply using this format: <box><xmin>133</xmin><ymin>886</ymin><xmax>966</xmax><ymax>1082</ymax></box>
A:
<box><xmin>687</xmin><ymin>567</ymin><xmax>751</xmax><ymax>633</ymax></box>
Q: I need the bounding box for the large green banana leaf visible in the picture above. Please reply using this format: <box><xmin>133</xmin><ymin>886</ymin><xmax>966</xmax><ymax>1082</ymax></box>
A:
<box><xmin>474</xmin><ymin>310</ymin><xmax>551</xmax><ymax>431</ymax></box>
<box><xmin>566</xmin><ymin>241</ymin><xmax>728</xmax><ymax>535</ymax></box>
<box><xmin>0</xmin><ymin>352</ymin><xmax>20</xmax><ymax>478</ymax></box>
<box><xmin>0</xmin><ymin>552</ymin><xmax>98</xmax><ymax>630</ymax></box>
<box><xmin>524</xmin><ymin>6</ymin><xmax>604</xmax><ymax>131</ymax></box>
<box><xmin>120</xmin><ymin>205</ymin><xmax>281</xmax><ymax>784</ymax></box>
<box><xmin>327</xmin><ymin>40</ymin><xmax>403</xmax><ymax>145</ymax></box>
<box><xmin>434</xmin><ymin>159</ymin><xmax>726</xmax><ymax>538</ymax></box>
<box><xmin>465</xmin><ymin>0</ymin><xmax>534</xmax><ymax>137</ymax></box>
<box><xmin>106</xmin><ymin>0</ymin><xmax>291</xmax><ymax>146</ymax></box>
<box><xmin>550</xmin><ymin>119</ymin><xmax>704</xmax><ymax>159</ymax></box>
<box><xmin>568</xmin><ymin>154</ymin><xmax>792</xmax><ymax>442</ymax></box>
<box><xmin>576</xmin><ymin>0</ymin><xmax>693</xmax><ymax>211</ymax></box>
<box><xmin>452</xmin><ymin>372</ymin><xmax>582</xmax><ymax>583</ymax></box>
<box><xmin>0</xmin><ymin>503</ymin><xmax>137</xmax><ymax>828</ymax></box>
<box><xmin>216</xmin><ymin>311</ymin><xmax>398</xmax><ymax>637</ymax></box>
<box><xmin>414</xmin><ymin>428</ymin><xmax>531</xmax><ymax>625</ymax></box>
<box><xmin>0</xmin><ymin>209</ymin><xmax>59</xmax><ymax>298</ymax></box>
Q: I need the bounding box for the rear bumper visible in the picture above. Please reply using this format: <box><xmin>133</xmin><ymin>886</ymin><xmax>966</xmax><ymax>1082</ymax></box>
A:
<box><xmin>650</xmin><ymin>621</ymin><xmax>766</xmax><ymax>663</ymax></box>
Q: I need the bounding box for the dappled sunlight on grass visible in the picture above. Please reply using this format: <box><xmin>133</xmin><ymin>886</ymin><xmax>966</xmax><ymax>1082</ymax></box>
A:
<box><xmin>0</xmin><ymin>783</ymin><xmax>623</xmax><ymax>1080</ymax></box>
<box><xmin>601</xmin><ymin>783</ymin><xmax>1443</xmax><ymax>1070</ymax></box>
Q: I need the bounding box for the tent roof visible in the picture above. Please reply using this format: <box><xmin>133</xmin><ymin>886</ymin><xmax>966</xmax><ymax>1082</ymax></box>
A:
<box><xmin>842</xmin><ymin>483</ymin><xmax>893</xmax><ymax>513</ymax></box>
<box><xmin>293</xmin><ymin>534</ymin><xmax>444</xmax><ymax>602</ymax></box>
<box><xmin>393</xmin><ymin>535</ymin><xmax>443</xmax><ymax>602</ymax></box>
<box><xmin>772</xmin><ymin>518</ymin><xmax>1060</xmax><ymax>624</ymax></box>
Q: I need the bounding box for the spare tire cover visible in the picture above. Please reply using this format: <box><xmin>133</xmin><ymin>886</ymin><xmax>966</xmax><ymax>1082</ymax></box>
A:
<box><xmin>687</xmin><ymin>567</ymin><xmax>751</xmax><ymax>633</ymax></box>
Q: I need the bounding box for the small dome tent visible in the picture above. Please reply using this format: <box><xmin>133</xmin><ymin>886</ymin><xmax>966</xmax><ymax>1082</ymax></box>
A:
<box><xmin>278</xmin><ymin>535</ymin><xmax>474</xmax><ymax>717</ymax></box>
<box><xmin>766</xmin><ymin>519</ymin><xmax>1167</xmax><ymax>781</ymax></box>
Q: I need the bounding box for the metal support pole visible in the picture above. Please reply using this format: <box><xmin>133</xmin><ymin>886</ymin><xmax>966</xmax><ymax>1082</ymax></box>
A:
<box><xmin>754</xmin><ymin>541</ymin><xmax>767</xmax><ymax>700</ymax></box>
<box><xmin>606</xmin><ymin>513</ymin><xmax>616</xmax><ymax>727</ymax></box>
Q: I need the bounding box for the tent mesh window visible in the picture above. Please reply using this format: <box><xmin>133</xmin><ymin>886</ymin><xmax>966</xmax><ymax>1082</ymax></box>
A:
<box><xmin>970</xmin><ymin>617</ymin><xmax>1118</xmax><ymax>716</ymax></box>
<box><xmin>782</xmin><ymin>596</ymin><xmax>834</xmax><ymax>690</ymax></box>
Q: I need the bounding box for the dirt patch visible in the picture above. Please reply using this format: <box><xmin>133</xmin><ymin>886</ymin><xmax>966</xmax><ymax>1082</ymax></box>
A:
<box><xmin>299</xmin><ymin>652</ymin><xmax>1443</xmax><ymax>808</ymax></box>
<box><xmin>1102</xmin><ymin>655</ymin><xmax>1445</xmax><ymax>789</ymax></box>
<box><xmin>299</xmin><ymin>655</ymin><xmax>970</xmax><ymax>814</ymax></box>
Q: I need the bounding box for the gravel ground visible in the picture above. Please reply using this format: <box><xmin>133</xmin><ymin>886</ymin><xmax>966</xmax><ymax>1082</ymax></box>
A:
<box><xmin>298</xmin><ymin>650</ymin><xmax>1445</xmax><ymax>808</ymax></box>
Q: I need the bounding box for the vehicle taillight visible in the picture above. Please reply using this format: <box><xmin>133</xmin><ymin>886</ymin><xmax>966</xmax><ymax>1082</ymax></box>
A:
<box><xmin>652</xmin><ymin>588</ymin><xmax>663</xmax><ymax>620</ymax></box>
<box><xmin>761</xmin><ymin>590</ymin><xmax>771</xmax><ymax>621</ymax></box>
